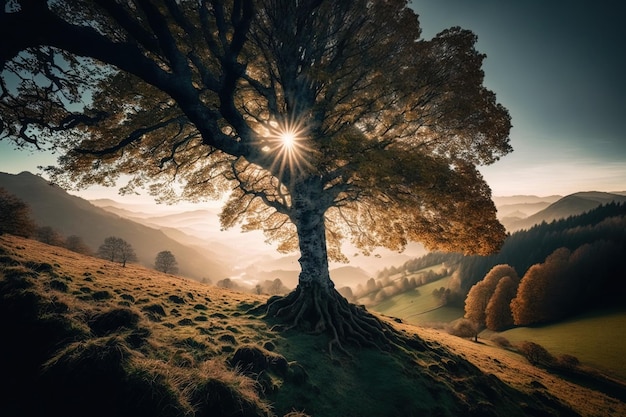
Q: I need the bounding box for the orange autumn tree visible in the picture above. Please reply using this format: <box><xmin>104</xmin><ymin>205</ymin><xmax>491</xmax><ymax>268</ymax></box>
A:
<box><xmin>464</xmin><ymin>264</ymin><xmax>518</xmax><ymax>331</ymax></box>
<box><xmin>1</xmin><ymin>0</ymin><xmax>511</xmax><ymax>351</ymax></box>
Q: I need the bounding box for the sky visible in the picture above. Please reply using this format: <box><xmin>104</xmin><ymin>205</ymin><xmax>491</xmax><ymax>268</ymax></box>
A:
<box><xmin>413</xmin><ymin>0</ymin><xmax>626</xmax><ymax>196</ymax></box>
<box><xmin>1</xmin><ymin>0</ymin><xmax>625</xmax><ymax>199</ymax></box>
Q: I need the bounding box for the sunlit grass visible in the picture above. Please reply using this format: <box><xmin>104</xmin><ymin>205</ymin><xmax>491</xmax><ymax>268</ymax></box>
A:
<box><xmin>366</xmin><ymin>272</ymin><xmax>461</xmax><ymax>325</ymax></box>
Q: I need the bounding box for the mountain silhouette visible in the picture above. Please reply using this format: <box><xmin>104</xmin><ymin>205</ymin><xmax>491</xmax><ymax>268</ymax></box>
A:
<box><xmin>0</xmin><ymin>171</ymin><xmax>230</xmax><ymax>281</ymax></box>
<box><xmin>505</xmin><ymin>191</ymin><xmax>626</xmax><ymax>231</ymax></box>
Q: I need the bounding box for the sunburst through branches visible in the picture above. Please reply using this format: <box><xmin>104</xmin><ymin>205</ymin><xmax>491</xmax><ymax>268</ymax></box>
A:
<box><xmin>264</xmin><ymin>117</ymin><xmax>313</xmax><ymax>178</ymax></box>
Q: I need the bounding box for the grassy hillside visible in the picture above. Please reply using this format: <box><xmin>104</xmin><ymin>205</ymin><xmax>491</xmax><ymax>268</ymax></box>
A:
<box><xmin>367</xmin><ymin>275</ymin><xmax>455</xmax><ymax>322</ymax></box>
<box><xmin>492</xmin><ymin>310</ymin><xmax>626</xmax><ymax>381</ymax></box>
<box><xmin>1</xmin><ymin>235</ymin><xmax>623</xmax><ymax>417</ymax></box>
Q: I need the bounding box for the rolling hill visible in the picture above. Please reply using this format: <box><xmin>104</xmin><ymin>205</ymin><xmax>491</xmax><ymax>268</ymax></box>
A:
<box><xmin>1</xmin><ymin>234</ymin><xmax>621</xmax><ymax>417</ymax></box>
<box><xmin>0</xmin><ymin>171</ymin><xmax>231</xmax><ymax>281</ymax></box>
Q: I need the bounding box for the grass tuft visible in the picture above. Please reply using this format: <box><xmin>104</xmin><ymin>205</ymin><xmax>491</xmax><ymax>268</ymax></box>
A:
<box><xmin>89</xmin><ymin>307</ymin><xmax>141</xmax><ymax>336</ymax></box>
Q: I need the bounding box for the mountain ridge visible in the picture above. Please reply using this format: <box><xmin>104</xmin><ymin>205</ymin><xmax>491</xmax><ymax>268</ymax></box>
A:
<box><xmin>504</xmin><ymin>191</ymin><xmax>626</xmax><ymax>231</ymax></box>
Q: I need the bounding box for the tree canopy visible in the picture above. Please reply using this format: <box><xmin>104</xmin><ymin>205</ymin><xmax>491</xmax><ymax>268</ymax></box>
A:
<box><xmin>1</xmin><ymin>0</ymin><xmax>511</xmax><ymax>349</ymax></box>
<box><xmin>97</xmin><ymin>236</ymin><xmax>137</xmax><ymax>267</ymax></box>
<box><xmin>155</xmin><ymin>250</ymin><xmax>178</xmax><ymax>274</ymax></box>
<box><xmin>0</xmin><ymin>187</ymin><xmax>36</xmax><ymax>237</ymax></box>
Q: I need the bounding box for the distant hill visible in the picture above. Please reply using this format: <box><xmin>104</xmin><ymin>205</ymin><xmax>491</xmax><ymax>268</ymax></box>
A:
<box><xmin>504</xmin><ymin>191</ymin><xmax>626</xmax><ymax>231</ymax></box>
<box><xmin>0</xmin><ymin>171</ymin><xmax>231</xmax><ymax>281</ymax></box>
<box><xmin>492</xmin><ymin>195</ymin><xmax>561</xmax><ymax>231</ymax></box>
<box><xmin>492</xmin><ymin>194</ymin><xmax>562</xmax><ymax>206</ymax></box>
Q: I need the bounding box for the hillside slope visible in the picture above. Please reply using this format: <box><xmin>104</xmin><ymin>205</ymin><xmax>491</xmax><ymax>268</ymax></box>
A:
<box><xmin>0</xmin><ymin>171</ymin><xmax>230</xmax><ymax>281</ymax></box>
<box><xmin>2</xmin><ymin>235</ymin><xmax>622</xmax><ymax>416</ymax></box>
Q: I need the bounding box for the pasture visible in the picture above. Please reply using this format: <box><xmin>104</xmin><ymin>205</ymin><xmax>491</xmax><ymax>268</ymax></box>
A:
<box><xmin>493</xmin><ymin>309</ymin><xmax>626</xmax><ymax>381</ymax></box>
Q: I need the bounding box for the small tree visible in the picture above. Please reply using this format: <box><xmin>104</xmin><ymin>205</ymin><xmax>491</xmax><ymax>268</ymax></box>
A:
<box><xmin>518</xmin><ymin>341</ymin><xmax>554</xmax><ymax>366</ymax></box>
<box><xmin>64</xmin><ymin>235</ymin><xmax>92</xmax><ymax>255</ymax></box>
<box><xmin>97</xmin><ymin>236</ymin><xmax>137</xmax><ymax>267</ymax></box>
<box><xmin>155</xmin><ymin>251</ymin><xmax>178</xmax><ymax>274</ymax></box>
<box><xmin>117</xmin><ymin>239</ymin><xmax>138</xmax><ymax>267</ymax></box>
<box><xmin>0</xmin><ymin>187</ymin><xmax>35</xmax><ymax>237</ymax></box>
<box><xmin>35</xmin><ymin>226</ymin><xmax>65</xmax><ymax>246</ymax></box>
<box><xmin>448</xmin><ymin>318</ymin><xmax>480</xmax><ymax>342</ymax></box>
<box><xmin>269</xmin><ymin>278</ymin><xmax>289</xmax><ymax>295</ymax></box>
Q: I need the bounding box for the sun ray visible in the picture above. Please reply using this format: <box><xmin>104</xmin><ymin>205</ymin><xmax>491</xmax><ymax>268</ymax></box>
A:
<box><xmin>262</xmin><ymin>116</ymin><xmax>314</xmax><ymax>179</ymax></box>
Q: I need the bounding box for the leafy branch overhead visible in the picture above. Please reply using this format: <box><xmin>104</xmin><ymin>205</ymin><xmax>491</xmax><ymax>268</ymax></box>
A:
<box><xmin>1</xmin><ymin>0</ymin><xmax>510</xmax><ymax>259</ymax></box>
<box><xmin>1</xmin><ymin>1</ymin><xmax>511</xmax><ymax>349</ymax></box>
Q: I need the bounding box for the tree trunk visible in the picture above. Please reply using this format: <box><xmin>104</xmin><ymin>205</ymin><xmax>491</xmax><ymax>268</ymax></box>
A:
<box><xmin>264</xmin><ymin>178</ymin><xmax>398</xmax><ymax>355</ymax></box>
<box><xmin>292</xmin><ymin>181</ymin><xmax>333</xmax><ymax>292</ymax></box>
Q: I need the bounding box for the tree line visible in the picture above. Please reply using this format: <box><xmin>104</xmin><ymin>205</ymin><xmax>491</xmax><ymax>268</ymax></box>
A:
<box><xmin>370</xmin><ymin>202</ymin><xmax>626</xmax><ymax>332</ymax></box>
<box><xmin>462</xmin><ymin>207</ymin><xmax>626</xmax><ymax>331</ymax></box>
<box><xmin>455</xmin><ymin>202</ymin><xmax>626</xmax><ymax>293</ymax></box>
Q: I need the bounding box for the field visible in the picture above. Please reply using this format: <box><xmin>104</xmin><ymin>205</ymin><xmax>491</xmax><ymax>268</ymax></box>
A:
<box><xmin>366</xmin><ymin>269</ymin><xmax>464</xmax><ymax>325</ymax></box>
<box><xmin>1</xmin><ymin>235</ymin><xmax>624</xmax><ymax>417</ymax></box>
<box><xmin>493</xmin><ymin>310</ymin><xmax>626</xmax><ymax>381</ymax></box>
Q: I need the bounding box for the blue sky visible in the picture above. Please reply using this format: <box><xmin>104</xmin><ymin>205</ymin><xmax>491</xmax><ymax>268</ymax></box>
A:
<box><xmin>1</xmin><ymin>1</ymin><xmax>624</xmax><ymax>197</ymax></box>
<box><xmin>413</xmin><ymin>0</ymin><xmax>626</xmax><ymax>195</ymax></box>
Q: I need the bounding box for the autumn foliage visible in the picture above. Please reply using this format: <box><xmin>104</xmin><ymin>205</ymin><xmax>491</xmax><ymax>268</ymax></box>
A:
<box><xmin>464</xmin><ymin>264</ymin><xmax>519</xmax><ymax>331</ymax></box>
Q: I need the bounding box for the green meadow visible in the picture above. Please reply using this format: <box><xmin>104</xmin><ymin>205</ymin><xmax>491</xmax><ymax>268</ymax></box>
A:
<box><xmin>493</xmin><ymin>310</ymin><xmax>626</xmax><ymax>381</ymax></box>
<box><xmin>367</xmin><ymin>270</ymin><xmax>464</xmax><ymax>325</ymax></box>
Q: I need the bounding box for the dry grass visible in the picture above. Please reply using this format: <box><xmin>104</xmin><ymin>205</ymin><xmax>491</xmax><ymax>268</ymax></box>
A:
<box><xmin>1</xmin><ymin>234</ymin><xmax>623</xmax><ymax>417</ymax></box>
<box><xmin>0</xmin><ymin>234</ymin><xmax>275</xmax><ymax>417</ymax></box>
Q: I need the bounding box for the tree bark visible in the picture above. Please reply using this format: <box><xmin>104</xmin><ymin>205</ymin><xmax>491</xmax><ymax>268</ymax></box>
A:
<box><xmin>264</xmin><ymin>178</ymin><xmax>399</xmax><ymax>356</ymax></box>
<box><xmin>291</xmin><ymin>178</ymin><xmax>333</xmax><ymax>292</ymax></box>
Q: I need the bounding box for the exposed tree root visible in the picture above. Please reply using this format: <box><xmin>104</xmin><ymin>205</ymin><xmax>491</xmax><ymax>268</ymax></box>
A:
<box><xmin>264</xmin><ymin>281</ymin><xmax>405</xmax><ymax>358</ymax></box>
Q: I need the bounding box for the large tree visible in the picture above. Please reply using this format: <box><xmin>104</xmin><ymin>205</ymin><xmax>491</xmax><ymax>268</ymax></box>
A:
<box><xmin>0</xmin><ymin>1</ymin><xmax>511</xmax><ymax>350</ymax></box>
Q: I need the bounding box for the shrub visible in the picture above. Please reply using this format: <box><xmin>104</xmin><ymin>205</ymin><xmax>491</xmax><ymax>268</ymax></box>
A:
<box><xmin>24</xmin><ymin>261</ymin><xmax>54</xmax><ymax>273</ymax></box>
<box><xmin>230</xmin><ymin>345</ymin><xmax>289</xmax><ymax>377</ymax></box>
<box><xmin>518</xmin><ymin>341</ymin><xmax>554</xmax><ymax>366</ymax></box>
<box><xmin>447</xmin><ymin>318</ymin><xmax>479</xmax><ymax>340</ymax></box>
<box><xmin>89</xmin><ymin>308</ymin><xmax>141</xmax><ymax>336</ymax></box>
<box><xmin>190</xmin><ymin>372</ymin><xmax>269</xmax><ymax>417</ymax></box>
<box><xmin>92</xmin><ymin>290</ymin><xmax>113</xmax><ymax>300</ymax></box>
<box><xmin>141</xmin><ymin>303</ymin><xmax>167</xmax><ymax>320</ymax></box>
<box><xmin>491</xmin><ymin>335</ymin><xmax>512</xmax><ymax>349</ymax></box>
<box><xmin>556</xmin><ymin>354</ymin><xmax>580</xmax><ymax>369</ymax></box>
<box><xmin>49</xmin><ymin>279</ymin><xmax>69</xmax><ymax>292</ymax></box>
